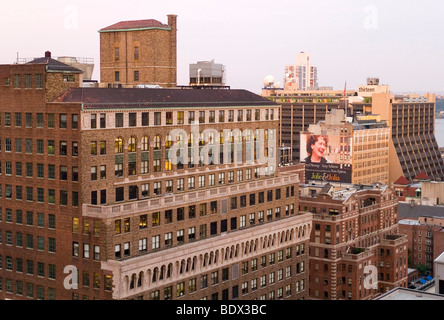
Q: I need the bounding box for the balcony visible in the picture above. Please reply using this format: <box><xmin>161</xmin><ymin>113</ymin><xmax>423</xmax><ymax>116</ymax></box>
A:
<box><xmin>341</xmin><ymin>248</ymin><xmax>373</xmax><ymax>261</ymax></box>
<box><xmin>83</xmin><ymin>173</ymin><xmax>300</xmax><ymax>219</ymax></box>
<box><xmin>380</xmin><ymin>234</ymin><xmax>407</xmax><ymax>246</ymax></box>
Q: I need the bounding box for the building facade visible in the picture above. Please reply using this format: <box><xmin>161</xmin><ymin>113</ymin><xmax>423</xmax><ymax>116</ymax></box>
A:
<box><xmin>371</xmin><ymin>92</ymin><xmax>444</xmax><ymax>183</ymax></box>
<box><xmin>189</xmin><ymin>61</ymin><xmax>226</xmax><ymax>87</ymax></box>
<box><xmin>301</xmin><ymin>108</ymin><xmax>390</xmax><ymax>185</ymax></box>
<box><xmin>99</xmin><ymin>15</ymin><xmax>177</xmax><ymax>88</ymax></box>
<box><xmin>299</xmin><ymin>183</ymin><xmax>409</xmax><ymax>300</ymax></box>
<box><xmin>262</xmin><ymin>80</ymin><xmax>444</xmax><ymax>184</ymax></box>
<box><xmin>0</xmin><ymin>57</ymin><xmax>311</xmax><ymax>300</ymax></box>
<box><xmin>399</xmin><ymin>215</ymin><xmax>444</xmax><ymax>272</ymax></box>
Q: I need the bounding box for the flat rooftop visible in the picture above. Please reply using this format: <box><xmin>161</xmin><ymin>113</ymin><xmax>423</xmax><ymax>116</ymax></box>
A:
<box><xmin>55</xmin><ymin>87</ymin><xmax>277</xmax><ymax>109</ymax></box>
<box><xmin>375</xmin><ymin>287</ymin><xmax>444</xmax><ymax>300</ymax></box>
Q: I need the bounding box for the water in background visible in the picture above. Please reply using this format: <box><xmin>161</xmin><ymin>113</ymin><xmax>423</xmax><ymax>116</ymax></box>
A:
<box><xmin>436</xmin><ymin>117</ymin><xmax>444</xmax><ymax>148</ymax></box>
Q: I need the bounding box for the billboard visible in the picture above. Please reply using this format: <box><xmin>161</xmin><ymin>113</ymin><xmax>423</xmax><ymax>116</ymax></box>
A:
<box><xmin>300</xmin><ymin>133</ymin><xmax>352</xmax><ymax>184</ymax></box>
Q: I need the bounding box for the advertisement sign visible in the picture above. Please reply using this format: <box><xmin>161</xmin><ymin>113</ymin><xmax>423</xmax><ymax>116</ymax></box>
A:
<box><xmin>300</xmin><ymin>133</ymin><xmax>352</xmax><ymax>184</ymax></box>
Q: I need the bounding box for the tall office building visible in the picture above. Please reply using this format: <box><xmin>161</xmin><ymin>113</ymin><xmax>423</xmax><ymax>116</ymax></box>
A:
<box><xmin>0</xmin><ymin>53</ymin><xmax>311</xmax><ymax>300</ymax></box>
<box><xmin>284</xmin><ymin>52</ymin><xmax>318</xmax><ymax>91</ymax></box>
<box><xmin>300</xmin><ymin>182</ymin><xmax>409</xmax><ymax>300</ymax></box>
<box><xmin>371</xmin><ymin>92</ymin><xmax>444</xmax><ymax>183</ymax></box>
<box><xmin>99</xmin><ymin>15</ymin><xmax>177</xmax><ymax>88</ymax></box>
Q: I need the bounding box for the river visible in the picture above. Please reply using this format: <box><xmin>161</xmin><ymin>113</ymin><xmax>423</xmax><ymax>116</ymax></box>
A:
<box><xmin>436</xmin><ymin>117</ymin><xmax>444</xmax><ymax>148</ymax></box>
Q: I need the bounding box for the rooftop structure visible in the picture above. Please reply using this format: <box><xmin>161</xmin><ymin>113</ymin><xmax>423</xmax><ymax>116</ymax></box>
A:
<box><xmin>99</xmin><ymin>15</ymin><xmax>177</xmax><ymax>88</ymax></box>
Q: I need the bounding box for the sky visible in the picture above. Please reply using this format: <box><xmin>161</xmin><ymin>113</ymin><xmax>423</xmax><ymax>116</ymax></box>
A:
<box><xmin>2</xmin><ymin>0</ymin><xmax>444</xmax><ymax>94</ymax></box>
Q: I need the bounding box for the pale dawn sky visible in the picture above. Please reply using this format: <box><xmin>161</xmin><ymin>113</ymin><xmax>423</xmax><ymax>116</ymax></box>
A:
<box><xmin>1</xmin><ymin>0</ymin><xmax>443</xmax><ymax>94</ymax></box>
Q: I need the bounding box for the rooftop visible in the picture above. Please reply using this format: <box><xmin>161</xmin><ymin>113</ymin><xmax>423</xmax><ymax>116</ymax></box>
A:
<box><xmin>374</xmin><ymin>287</ymin><xmax>444</xmax><ymax>300</ymax></box>
<box><xmin>398</xmin><ymin>202</ymin><xmax>444</xmax><ymax>219</ymax></box>
<box><xmin>99</xmin><ymin>19</ymin><xmax>169</xmax><ymax>32</ymax></box>
<box><xmin>26</xmin><ymin>52</ymin><xmax>83</xmax><ymax>74</ymax></box>
<box><xmin>55</xmin><ymin>87</ymin><xmax>277</xmax><ymax>109</ymax></box>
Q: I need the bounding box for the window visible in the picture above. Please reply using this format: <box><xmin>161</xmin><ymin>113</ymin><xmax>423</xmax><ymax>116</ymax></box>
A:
<box><xmin>100</xmin><ymin>114</ymin><xmax>106</xmax><ymax>128</ymax></box>
<box><xmin>47</xmin><ymin>140</ymin><xmax>55</xmax><ymax>155</ymax></box>
<box><xmin>154</xmin><ymin>112</ymin><xmax>161</xmax><ymax>126</ymax></box>
<box><xmin>134</xmin><ymin>71</ymin><xmax>139</xmax><ymax>82</ymax></box>
<box><xmin>60</xmin><ymin>166</ymin><xmax>68</xmax><ymax>180</ymax></box>
<box><xmin>134</xmin><ymin>46</ymin><xmax>140</xmax><ymax>60</ymax></box>
<box><xmin>115</xmin><ymin>187</ymin><xmax>124</xmax><ymax>202</ymax></box>
<box><xmin>24</xmin><ymin>74</ymin><xmax>32</xmax><ymax>88</ymax></box>
<box><xmin>153</xmin><ymin>182</ymin><xmax>161</xmax><ymax>196</ymax></box>
<box><xmin>175</xmin><ymin>111</ymin><xmax>184</xmax><ymax>125</ymax></box>
<box><xmin>36</xmin><ymin>74</ymin><xmax>43</xmax><ymax>89</ymax></box>
<box><xmin>90</xmin><ymin>114</ymin><xmax>97</xmax><ymax>129</ymax></box>
<box><xmin>115</xmin><ymin>138</ymin><xmax>123</xmax><ymax>153</ymax></box>
<box><xmin>60</xmin><ymin>141</ymin><xmax>67</xmax><ymax>155</ymax></box>
<box><xmin>115</xmin><ymin>113</ymin><xmax>123</xmax><ymax>128</ymax></box>
<box><xmin>100</xmin><ymin>141</ymin><xmax>106</xmax><ymax>155</ymax></box>
<box><xmin>142</xmin><ymin>112</ymin><xmax>149</xmax><ymax>126</ymax></box>
<box><xmin>14</xmin><ymin>74</ymin><xmax>21</xmax><ymax>88</ymax></box>
<box><xmin>60</xmin><ymin>114</ymin><xmax>67</xmax><ymax>129</ymax></box>
<box><xmin>90</xmin><ymin>142</ymin><xmax>97</xmax><ymax>155</ymax></box>
<box><xmin>129</xmin><ymin>113</ymin><xmax>137</xmax><ymax>127</ymax></box>
<box><xmin>166</xmin><ymin>112</ymin><xmax>173</xmax><ymax>125</ymax></box>
<box><xmin>26</xmin><ymin>113</ymin><xmax>32</xmax><ymax>127</ymax></box>
<box><xmin>91</xmin><ymin>167</ymin><xmax>97</xmax><ymax>180</ymax></box>
<box><xmin>36</xmin><ymin>113</ymin><xmax>44</xmax><ymax>127</ymax></box>
<box><xmin>152</xmin><ymin>235</ymin><xmax>160</xmax><ymax>250</ymax></box>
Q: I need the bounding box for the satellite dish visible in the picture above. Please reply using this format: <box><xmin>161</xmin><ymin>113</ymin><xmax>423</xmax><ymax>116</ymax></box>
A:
<box><xmin>274</xmin><ymin>82</ymin><xmax>281</xmax><ymax>89</ymax></box>
<box><xmin>263</xmin><ymin>75</ymin><xmax>275</xmax><ymax>88</ymax></box>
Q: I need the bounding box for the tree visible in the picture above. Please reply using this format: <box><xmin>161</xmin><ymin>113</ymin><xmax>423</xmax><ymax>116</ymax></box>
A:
<box><xmin>415</xmin><ymin>264</ymin><xmax>431</xmax><ymax>276</ymax></box>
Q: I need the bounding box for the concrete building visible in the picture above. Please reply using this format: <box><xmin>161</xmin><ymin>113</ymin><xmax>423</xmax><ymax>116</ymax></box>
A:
<box><xmin>189</xmin><ymin>61</ymin><xmax>226</xmax><ymax>87</ymax></box>
<box><xmin>434</xmin><ymin>252</ymin><xmax>444</xmax><ymax>295</ymax></box>
<box><xmin>284</xmin><ymin>52</ymin><xmax>318</xmax><ymax>91</ymax></box>
<box><xmin>0</xmin><ymin>53</ymin><xmax>311</xmax><ymax>300</ymax></box>
<box><xmin>99</xmin><ymin>15</ymin><xmax>177</xmax><ymax>88</ymax></box>
<box><xmin>299</xmin><ymin>182</ymin><xmax>409</xmax><ymax>300</ymax></box>
<box><xmin>371</xmin><ymin>91</ymin><xmax>444</xmax><ymax>183</ymax></box>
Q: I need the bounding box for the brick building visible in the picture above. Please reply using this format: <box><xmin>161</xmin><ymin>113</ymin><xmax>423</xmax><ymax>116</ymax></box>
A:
<box><xmin>0</xmin><ymin>54</ymin><xmax>311</xmax><ymax>300</ymax></box>
<box><xmin>99</xmin><ymin>15</ymin><xmax>177</xmax><ymax>88</ymax></box>
<box><xmin>398</xmin><ymin>203</ymin><xmax>444</xmax><ymax>273</ymax></box>
<box><xmin>299</xmin><ymin>183</ymin><xmax>409</xmax><ymax>300</ymax></box>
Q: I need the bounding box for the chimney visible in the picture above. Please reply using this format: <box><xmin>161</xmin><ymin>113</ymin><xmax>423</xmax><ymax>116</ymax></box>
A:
<box><xmin>45</xmin><ymin>51</ymin><xmax>51</xmax><ymax>58</ymax></box>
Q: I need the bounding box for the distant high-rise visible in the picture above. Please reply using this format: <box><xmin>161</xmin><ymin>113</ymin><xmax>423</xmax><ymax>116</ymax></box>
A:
<box><xmin>284</xmin><ymin>52</ymin><xmax>318</xmax><ymax>91</ymax></box>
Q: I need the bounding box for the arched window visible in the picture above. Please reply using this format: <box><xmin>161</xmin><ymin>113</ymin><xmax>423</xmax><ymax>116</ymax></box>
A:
<box><xmin>141</xmin><ymin>136</ymin><xmax>149</xmax><ymax>151</ymax></box>
<box><xmin>165</xmin><ymin>134</ymin><xmax>173</xmax><ymax>149</ymax></box>
<box><xmin>154</xmin><ymin>135</ymin><xmax>161</xmax><ymax>150</ymax></box>
<box><xmin>115</xmin><ymin>138</ymin><xmax>123</xmax><ymax>153</ymax></box>
<box><xmin>128</xmin><ymin>137</ymin><xmax>136</xmax><ymax>152</ymax></box>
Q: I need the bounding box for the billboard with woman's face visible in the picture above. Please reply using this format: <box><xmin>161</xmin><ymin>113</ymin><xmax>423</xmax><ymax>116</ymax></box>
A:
<box><xmin>300</xmin><ymin>133</ymin><xmax>352</xmax><ymax>183</ymax></box>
